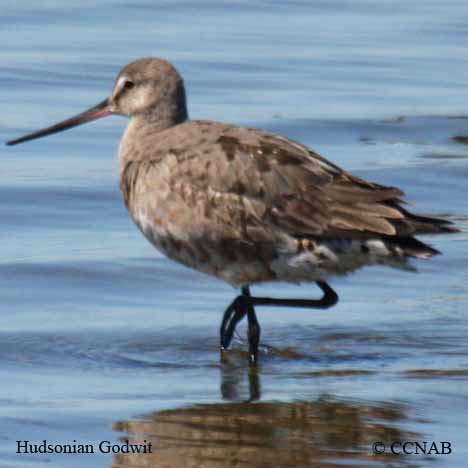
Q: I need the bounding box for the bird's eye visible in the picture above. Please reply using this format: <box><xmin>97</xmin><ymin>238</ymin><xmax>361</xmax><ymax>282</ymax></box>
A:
<box><xmin>123</xmin><ymin>80</ymin><xmax>135</xmax><ymax>91</ymax></box>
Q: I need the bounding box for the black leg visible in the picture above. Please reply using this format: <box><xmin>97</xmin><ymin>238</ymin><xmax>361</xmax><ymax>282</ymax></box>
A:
<box><xmin>243</xmin><ymin>286</ymin><xmax>261</xmax><ymax>365</ymax></box>
<box><xmin>219</xmin><ymin>281</ymin><xmax>339</xmax><ymax>364</ymax></box>
<box><xmin>220</xmin><ymin>296</ymin><xmax>239</xmax><ymax>349</ymax></box>
<box><xmin>220</xmin><ymin>295</ymin><xmax>247</xmax><ymax>350</ymax></box>
<box><xmin>249</xmin><ymin>281</ymin><xmax>338</xmax><ymax>309</ymax></box>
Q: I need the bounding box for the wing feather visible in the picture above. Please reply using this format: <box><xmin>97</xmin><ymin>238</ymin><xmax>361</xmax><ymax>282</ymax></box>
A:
<box><xmin>137</xmin><ymin>121</ymin><xmax>454</xmax><ymax>242</ymax></box>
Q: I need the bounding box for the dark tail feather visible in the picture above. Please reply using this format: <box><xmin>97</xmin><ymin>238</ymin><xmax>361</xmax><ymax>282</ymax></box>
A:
<box><xmin>398</xmin><ymin>208</ymin><xmax>459</xmax><ymax>234</ymax></box>
<box><xmin>387</xmin><ymin>236</ymin><xmax>441</xmax><ymax>259</ymax></box>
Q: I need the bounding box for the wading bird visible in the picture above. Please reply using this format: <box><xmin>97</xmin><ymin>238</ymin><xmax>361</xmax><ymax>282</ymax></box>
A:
<box><xmin>7</xmin><ymin>58</ymin><xmax>456</xmax><ymax>364</ymax></box>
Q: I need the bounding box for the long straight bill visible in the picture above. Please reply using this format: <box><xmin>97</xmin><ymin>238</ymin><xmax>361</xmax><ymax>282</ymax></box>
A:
<box><xmin>6</xmin><ymin>98</ymin><xmax>111</xmax><ymax>146</ymax></box>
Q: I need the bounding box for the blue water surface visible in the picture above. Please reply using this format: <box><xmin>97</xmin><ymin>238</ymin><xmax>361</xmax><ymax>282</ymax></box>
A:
<box><xmin>1</xmin><ymin>1</ymin><xmax>468</xmax><ymax>467</ymax></box>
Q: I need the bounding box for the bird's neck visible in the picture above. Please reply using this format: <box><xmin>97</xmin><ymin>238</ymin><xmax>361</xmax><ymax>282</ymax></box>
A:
<box><xmin>140</xmin><ymin>94</ymin><xmax>189</xmax><ymax>131</ymax></box>
<box><xmin>118</xmin><ymin>109</ymin><xmax>188</xmax><ymax>171</ymax></box>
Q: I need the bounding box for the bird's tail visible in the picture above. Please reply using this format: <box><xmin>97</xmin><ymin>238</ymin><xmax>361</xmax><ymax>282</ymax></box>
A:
<box><xmin>394</xmin><ymin>205</ymin><xmax>459</xmax><ymax>237</ymax></box>
<box><xmin>399</xmin><ymin>208</ymin><xmax>458</xmax><ymax>235</ymax></box>
<box><xmin>385</xmin><ymin>236</ymin><xmax>441</xmax><ymax>259</ymax></box>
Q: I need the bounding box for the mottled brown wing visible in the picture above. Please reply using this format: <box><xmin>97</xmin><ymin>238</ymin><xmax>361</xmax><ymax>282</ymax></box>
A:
<box><xmin>163</xmin><ymin>122</ymin><xmax>444</xmax><ymax>240</ymax></box>
<box><xmin>125</xmin><ymin>121</ymin><xmax>452</xmax><ymax>243</ymax></box>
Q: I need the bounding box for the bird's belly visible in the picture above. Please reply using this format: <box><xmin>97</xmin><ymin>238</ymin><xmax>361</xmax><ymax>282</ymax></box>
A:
<box><xmin>129</xmin><ymin>208</ymin><xmax>410</xmax><ymax>287</ymax></box>
<box><xmin>129</xmin><ymin>209</ymin><xmax>277</xmax><ymax>286</ymax></box>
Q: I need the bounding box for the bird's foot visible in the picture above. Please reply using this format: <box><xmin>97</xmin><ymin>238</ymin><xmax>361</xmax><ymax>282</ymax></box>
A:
<box><xmin>219</xmin><ymin>289</ymin><xmax>261</xmax><ymax>365</ymax></box>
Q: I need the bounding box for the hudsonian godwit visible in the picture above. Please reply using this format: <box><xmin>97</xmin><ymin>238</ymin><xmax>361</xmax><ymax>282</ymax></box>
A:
<box><xmin>7</xmin><ymin>57</ymin><xmax>457</xmax><ymax>363</ymax></box>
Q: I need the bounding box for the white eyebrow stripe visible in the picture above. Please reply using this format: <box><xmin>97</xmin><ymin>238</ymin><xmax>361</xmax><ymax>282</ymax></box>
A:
<box><xmin>112</xmin><ymin>76</ymin><xmax>129</xmax><ymax>98</ymax></box>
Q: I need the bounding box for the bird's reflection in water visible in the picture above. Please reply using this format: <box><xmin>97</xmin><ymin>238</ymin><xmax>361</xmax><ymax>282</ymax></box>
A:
<box><xmin>111</xmin><ymin>363</ymin><xmax>424</xmax><ymax>468</ymax></box>
<box><xmin>219</xmin><ymin>352</ymin><xmax>261</xmax><ymax>401</ymax></box>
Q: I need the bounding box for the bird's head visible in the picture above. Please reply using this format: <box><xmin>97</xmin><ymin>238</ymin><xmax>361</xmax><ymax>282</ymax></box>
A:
<box><xmin>6</xmin><ymin>57</ymin><xmax>188</xmax><ymax>146</ymax></box>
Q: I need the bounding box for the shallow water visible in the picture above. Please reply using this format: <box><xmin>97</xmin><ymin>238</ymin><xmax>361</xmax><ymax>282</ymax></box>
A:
<box><xmin>1</xmin><ymin>1</ymin><xmax>468</xmax><ymax>467</ymax></box>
